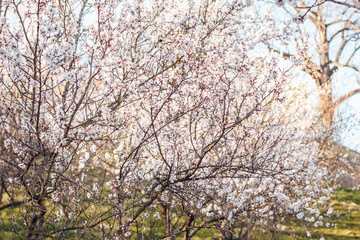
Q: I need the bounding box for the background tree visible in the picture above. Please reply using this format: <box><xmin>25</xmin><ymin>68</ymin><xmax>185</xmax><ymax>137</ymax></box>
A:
<box><xmin>296</xmin><ymin>0</ymin><xmax>360</xmax><ymax>125</ymax></box>
<box><xmin>269</xmin><ymin>0</ymin><xmax>360</xmax><ymax>183</ymax></box>
<box><xmin>271</xmin><ymin>0</ymin><xmax>360</xmax><ymax>125</ymax></box>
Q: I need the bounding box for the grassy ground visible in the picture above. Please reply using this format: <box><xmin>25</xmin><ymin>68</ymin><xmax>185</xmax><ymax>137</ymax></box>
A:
<box><xmin>192</xmin><ymin>187</ymin><xmax>360</xmax><ymax>240</ymax></box>
<box><xmin>311</xmin><ymin>187</ymin><xmax>360</xmax><ymax>239</ymax></box>
<box><xmin>275</xmin><ymin>187</ymin><xmax>360</xmax><ymax>240</ymax></box>
<box><xmin>1</xmin><ymin>187</ymin><xmax>360</xmax><ymax>239</ymax></box>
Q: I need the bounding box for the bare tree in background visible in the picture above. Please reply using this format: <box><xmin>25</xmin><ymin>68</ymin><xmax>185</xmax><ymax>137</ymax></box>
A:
<box><xmin>277</xmin><ymin>0</ymin><xmax>360</xmax><ymax>125</ymax></box>
<box><xmin>271</xmin><ymin>0</ymin><xmax>360</xmax><ymax>183</ymax></box>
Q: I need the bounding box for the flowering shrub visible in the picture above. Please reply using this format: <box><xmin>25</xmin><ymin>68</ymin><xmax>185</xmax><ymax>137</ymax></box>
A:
<box><xmin>0</xmin><ymin>0</ymin><xmax>331</xmax><ymax>239</ymax></box>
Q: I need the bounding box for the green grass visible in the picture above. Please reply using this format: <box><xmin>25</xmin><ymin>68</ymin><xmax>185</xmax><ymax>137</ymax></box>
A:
<box><xmin>186</xmin><ymin>187</ymin><xmax>360</xmax><ymax>240</ymax></box>
<box><xmin>277</xmin><ymin>187</ymin><xmax>360</xmax><ymax>240</ymax></box>
<box><xmin>1</xmin><ymin>187</ymin><xmax>360</xmax><ymax>239</ymax></box>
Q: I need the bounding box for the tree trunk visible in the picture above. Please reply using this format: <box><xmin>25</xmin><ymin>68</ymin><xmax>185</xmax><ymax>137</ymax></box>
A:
<box><xmin>318</xmin><ymin>81</ymin><xmax>334</xmax><ymax>125</ymax></box>
<box><xmin>0</xmin><ymin>183</ymin><xmax>3</xmax><ymax>205</ymax></box>
<box><xmin>183</xmin><ymin>210</ymin><xmax>195</xmax><ymax>240</ymax></box>
<box><xmin>161</xmin><ymin>201</ymin><xmax>175</xmax><ymax>240</ymax></box>
<box><xmin>220</xmin><ymin>220</ymin><xmax>233</xmax><ymax>240</ymax></box>
<box><xmin>26</xmin><ymin>200</ymin><xmax>47</xmax><ymax>240</ymax></box>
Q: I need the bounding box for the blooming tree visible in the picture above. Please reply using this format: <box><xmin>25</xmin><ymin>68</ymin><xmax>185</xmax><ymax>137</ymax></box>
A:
<box><xmin>0</xmin><ymin>0</ymin><xmax>330</xmax><ymax>239</ymax></box>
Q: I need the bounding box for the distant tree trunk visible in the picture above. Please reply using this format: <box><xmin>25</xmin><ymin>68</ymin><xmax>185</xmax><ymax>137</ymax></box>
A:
<box><xmin>318</xmin><ymin>82</ymin><xmax>334</xmax><ymax>125</ymax></box>
<box><xmin>183</xmin><ymin>210</ymin><xmax>195</xmax><ymax>240</ymax></box>
<box><xmin>0</xmin><ymin>184</ymin><xmax>3</xmax><ymax>205</ymax></box>
<box><xmin>314</xmin><ymin>12</ymin><xmax>335</xmax><ymax>126</ymax></box>
<box><xmin>26</xmin><ymin>200</ymin><xmax>47</xmax><ymax>240</ymax></box>
<box><xmin>220</xmin><ymin>220</ymin><xmax>233</xmax><ymax>240</ymax></box>
<box><xmin>161</xmin><ymin>200</ymin><xmax>175</xmax><ymax>240</ymax></box>
<box><xmin>238</xmin><ymin>221</ymin><xmax>253</xmax><ymax>240</ymax></box>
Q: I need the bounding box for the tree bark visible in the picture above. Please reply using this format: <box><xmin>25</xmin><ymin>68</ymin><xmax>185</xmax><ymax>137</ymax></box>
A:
<box><xmin>25</xmin><ymin>200</ymin><xmax>47</xmax><ymax>240</ymax></box>
<box><xmin>0</xmin><ymin>184</ymin><xmax>3</xmax><ymax>205</ymax></box>
<box><xmin>161</xmin><ymin>201</ymin><xmax>175</xmax><ymax>240</ymax></box>
<box><xmin>318</xmin><ymin>82</ymin><xmax>334</xmax><ymax>125</ymax></box>
<box><xmin>183</xmin><ymin>210</ymin><xmax>195</xmax><ymax>240</ymax></box>
<box><xmin>220</xmin><ymin>220</ymin><xmax>233</xmax><ymax>240</ymax></box>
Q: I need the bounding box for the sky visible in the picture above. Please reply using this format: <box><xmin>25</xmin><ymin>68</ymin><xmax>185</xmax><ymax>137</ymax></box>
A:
<box><xmin>333</xmin><ymin>69</ymin><xmax>360</xmax><ymax>152</ymax></box>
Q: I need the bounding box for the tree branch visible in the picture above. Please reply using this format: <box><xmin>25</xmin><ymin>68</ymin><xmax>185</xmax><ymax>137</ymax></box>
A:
<box><xmin>333</xmin><ymin>88</ymin><xmax>360</xmax><ymax>110</ymax></box>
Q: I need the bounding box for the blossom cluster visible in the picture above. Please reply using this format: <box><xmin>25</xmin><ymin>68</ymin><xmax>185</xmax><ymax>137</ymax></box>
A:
<box><xmin>0</xmin><ymin>0</ymin><xmax>331</xmax><ymax>238</ymax></box>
